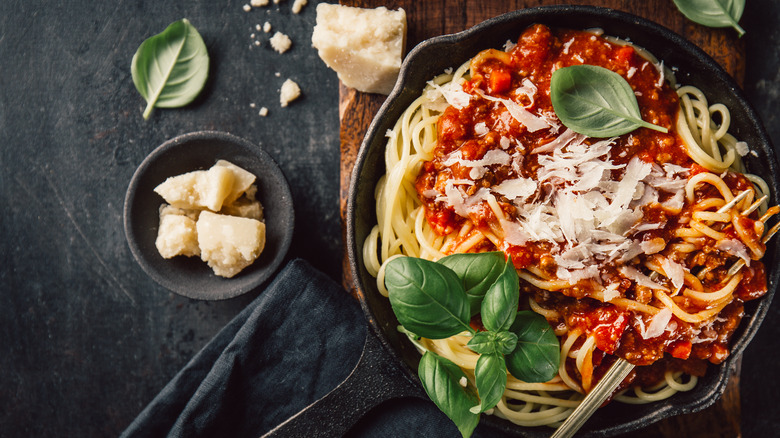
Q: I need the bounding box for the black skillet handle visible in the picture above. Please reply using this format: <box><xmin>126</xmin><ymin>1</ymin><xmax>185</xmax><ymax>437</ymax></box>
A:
<box><xmin>261</xmin><ymin>327</ymin><xmax>425</xmax><ymax>437</ymax></box>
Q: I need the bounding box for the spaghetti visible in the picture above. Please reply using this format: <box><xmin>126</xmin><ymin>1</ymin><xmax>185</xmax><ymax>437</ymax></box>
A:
<box><xmin>363</xmin><ymin>24</ymin><xmax>777</xmax><ymax>427</ymax></box>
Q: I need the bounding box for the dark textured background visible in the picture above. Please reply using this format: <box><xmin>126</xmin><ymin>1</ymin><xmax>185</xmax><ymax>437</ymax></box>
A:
<box><xmin>0</xmin><ymin>0</ymin><xmax>778</xmax><ymax>437</ymax></box>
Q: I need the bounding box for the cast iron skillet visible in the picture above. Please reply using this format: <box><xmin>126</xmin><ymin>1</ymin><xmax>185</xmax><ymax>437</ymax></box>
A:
<box><xmin>267</xmin><ymin>6</ymin><xmax>779</xmax><ymax>437</ymax></box>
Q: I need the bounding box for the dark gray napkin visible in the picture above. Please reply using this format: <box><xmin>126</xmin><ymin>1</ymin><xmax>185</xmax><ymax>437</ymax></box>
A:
<box><xmin>120</xmin><ymin>259</ymin><xmax>364</xmax><ymax>437</ymax></box>
<box><xmin>121</xmin><ymin>258</ymin><xmax>507</xmax><ymax>438</ymax></box>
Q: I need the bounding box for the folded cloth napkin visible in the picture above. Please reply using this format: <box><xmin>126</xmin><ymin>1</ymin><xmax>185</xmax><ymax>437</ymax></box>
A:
<box><xmin>121</xmin><ymin>258</ymin><xmax>510</xmax><ymax>438</ymax></box>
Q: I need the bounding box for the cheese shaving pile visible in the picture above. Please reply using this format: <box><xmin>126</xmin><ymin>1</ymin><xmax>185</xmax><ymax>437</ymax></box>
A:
<box><xmin>423</xmin><ymin>80</ymin><xmax>692</xmax><ymax>284</ymax></box>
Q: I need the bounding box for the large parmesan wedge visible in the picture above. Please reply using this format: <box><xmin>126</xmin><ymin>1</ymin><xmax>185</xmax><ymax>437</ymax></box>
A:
<box><xmin>311</xmin><ymin>4</ymin><xmax>406</xmax><ymax>95</ymax></box>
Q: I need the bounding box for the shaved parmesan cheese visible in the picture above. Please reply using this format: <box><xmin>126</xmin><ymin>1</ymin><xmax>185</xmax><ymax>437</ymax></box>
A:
<box><xmin>477</xmin><ymin>91</ymin><xmax>549</xmax><ymax>132</ymax></box>
<box><xmin>514</xmin><ymin>78</ymin><xmax>538</xmax><ymax>106</ymax></box>
<box><xmin>654</xmin><ymin>61</ymin><xmax>665</xmax><ymax>88</ymax></box>
<box><xmin>662</xmin><ymin>163</ymin><xmax>690</xmax><ymax>178</ymax></box>
<box><xmin>616</xmin><ymin>240</ymin><xmax>644</xmax><ymax>263</ymax></box>
<box><xmin>500</xmin><ymin>219</ymin><xmax>530</xmax><ymax>246</ymax></box>
<box><xmin>443</xmin><ymin>149</ymin><xmax>511</xmax><ymax>169</ymax></box>
<box><xmin>661</xmin><ymin>189</ymin><xmax>685</xmax><ymax>213</ymax></box>
<box><xmin>661</xmin><ymin>258</ymin><xmax>686</xmax><ymax>291</ymax></box>
<box><xmin>640</xmin><ymin>237</ymin><xmax>666</xmax><ymax>255</ymax></box>
<box><xmin>562</xmin><ymin>38</ymin><xmax>574</xmax><ymax>54</ymax></box>
<box><xmin>493</xmin><ymin>178</ymin><xmax>536</xmax><ymax>200</ymax></box>
<box><xmin>421</xmin><ymin>189</ymin><xmax>438</xmax><ymax>198</ymax></box>
<box><xmin>557</xmin><ymin>265</ymin><xmax>600</xmax><ymax>284</ymax></box>
<box><xmin>717</xmin><ymin>238</ymin><xmax>751</xmax><ymax>266</ymax></box>
<box><xmin>619</xmin><ymin>266</ymin><xmax>668</xmax><ymax>291</ymax></box>
<box><xmin>426</xmin><ymin>80</ymin><xmax>472</xmax><ymax>109</ymax></box>
<box><xmin>642</xmin><ymin>308</ymin><xmax>672</xmax><ymax>339</ymax></box>
<box><xmin>602</xmin><ymin>284</ymin><xmax>621</xmax><ymax>302</ymax></box>
<box><xmin>443</xmin><ymin>181</ymin><xmax>468</xmax><ymax>217</ymax></box>
<box><xmin>503</xmin><ymin>39</ymin><xmax>517</xmax><ymax>52</ymax></box>
<box><xmin>606</xmin><ymin>157</ymin><xmax>651</xmax><ymax>215</ymax></box>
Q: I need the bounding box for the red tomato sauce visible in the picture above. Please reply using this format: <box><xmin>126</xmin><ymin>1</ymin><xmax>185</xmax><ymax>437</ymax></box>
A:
<box><xmin>414</xmin><ymin>24</ymin><xmax>769</xmax><ymax>389</ymax></box>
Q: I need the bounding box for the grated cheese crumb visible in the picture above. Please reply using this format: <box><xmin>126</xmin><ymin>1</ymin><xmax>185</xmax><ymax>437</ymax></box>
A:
<box><xmin>735</xmin><ymin>141</ymin><xmax>749</xmax><ymax>157</ymax></box>
<box><xmin>242</xmin><ymin>4</ymin><xmax>252</xmax><ymax>12</ymax></box>
<box><xmin>279</xmin><ymin>79</ymin><xmax>301</xmax><ymax>107</ymax></box>
<box><xmin>269</xmin><ymin>32</ymin><xmax>292</xmax><ymax>53</ymax></box>
<box><xmin>292</xmin><ymin>0</ymin><xmax>307</xmax><ymax>14</ymax></box>
<box><xmin>251</xmin><ymin>0</ymin><xmax>269</xmax><ymax>5</ymax></box>
<box><xmin>259</xmin><ymin>107</ymin><xmax>269</xmax><ymax>117</ymax></box>
<box><xmin>254</xmin><ymin>40</ymin><xmax>261</xmax><ymax>47</ymax></box>
<box><xmin>263</xmin><ymin>21</ymin><xmax>272</xmax><ymax>33</ymax></box>
<box><xmin>255</xmin><ymin>24</ymin><xmax>262</xmax><ymax>31</ymax></box>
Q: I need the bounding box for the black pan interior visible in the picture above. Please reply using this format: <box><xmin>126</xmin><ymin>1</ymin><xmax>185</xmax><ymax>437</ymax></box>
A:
<box><xmin>347</xmin><ymin>6</ymin><xmax>779</xmax><ymax>437</ymax></box>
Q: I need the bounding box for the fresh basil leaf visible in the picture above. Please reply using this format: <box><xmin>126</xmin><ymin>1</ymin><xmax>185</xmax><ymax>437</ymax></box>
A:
<box><xmin>480</xmin><ymin>258</ymin><xmax>519</xmax><ymax>333</ymax></box>
<box><xmin>438</xmin><ymin>252</ymin><xmax>506</xmax><ymax>316</ymax></box>
<box><xmin>467</xmin><ymin>331</ymin><xmax>518</xmax><ymax>356</ymax></box>
<box><xmin>493</xmin><ymin>331</ymin><xmax>518</xmax><ymax>355</ymax></box>
<box><xmin>132</xmin><ymin>19</ymin><xmax>210</xmax><ymax>119</ymax></box>
<box><xmin>385</xmin><ymin>257</ymin><xmax>472</xmax><ymax>339</ymax></box>
<box><xmin>466</xmin><ymin>331</ymin><xmax>499</xmax><ymax>355</ymax></box>
<box><xmin>673</xmin><ymin>0</ymin><xmax>746</xmax><ymax>36</ymax></box>
<box><xmin>470</xmin><ymin>353</ymin><xmax>507</xmax><ymax>414</ymax></box>
<box><xmin>550</xmin><ymin>64</ymin><xmax>668</xmax><ymax>137</ymax></box>
<box><xmin>506</xmin><ymin>311</ymin><xmax>560</xmax><ymax>383</ymax></box>
<box><xmin>418</xmin><ymin>352</ymin><xmax>480</xmax><ymax>438</ymax></box>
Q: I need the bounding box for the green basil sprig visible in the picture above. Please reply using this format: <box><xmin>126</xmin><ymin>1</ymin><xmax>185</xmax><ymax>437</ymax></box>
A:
<box><xmin>384</xmin><ymin>253</ymin><xmax>560</xmax><ymax>438</ymax></box>
<box><xmin>418</xmin><ymin>352</ymin><xmax>481</xmax><ymax>438</ymax></box>
<box><xmin>673</xmin><ymin>0</ymin><xmax>746</xmax><ymax>36</ymax></box>
<box><xmin>385</xmin><ymin>258</ymin><xmax>472</xmax><ymax>339</ymax></box>
<box><xmin>507</xmin><ymin>311</ymin><xmax>561</xmax><ymax>382</ymax></box>
<box><xmin>550</xmin><ymin>64</ymin><xmax>668</xmax><ymax>138</ymax></box>
<box><xmin>131</xmin><ymin>19</ymin><xmax>209</xmax><ymax>120</ymax></box>
<box><xmin>438</xmin><ymin>251</ymin><xmax>506</xmax><ymax>316</ymax></box>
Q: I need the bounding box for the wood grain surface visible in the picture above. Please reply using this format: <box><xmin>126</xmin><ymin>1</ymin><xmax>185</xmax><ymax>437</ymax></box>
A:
<box><xmin>338</xmin><ymin>1</ymin><xmax>745</xmax><ymax>436</ymax></box>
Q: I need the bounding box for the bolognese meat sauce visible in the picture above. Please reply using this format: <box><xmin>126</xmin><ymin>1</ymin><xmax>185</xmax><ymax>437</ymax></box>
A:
<box><xmin>415</xmin><ymin>24</ymin><xmax>768</xmax><ymax>389</ymax></box>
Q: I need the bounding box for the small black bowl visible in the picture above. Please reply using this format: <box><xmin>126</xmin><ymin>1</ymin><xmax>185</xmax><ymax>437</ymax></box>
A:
<box><xmin>124</xmin><ymin>131</ymin><xmax>294</xmax><ymax>300</ymax></box>
<box><xmin>347</xmin><ymin>5</ymin><xmax>779</xmax><ymax>437</ymax></box>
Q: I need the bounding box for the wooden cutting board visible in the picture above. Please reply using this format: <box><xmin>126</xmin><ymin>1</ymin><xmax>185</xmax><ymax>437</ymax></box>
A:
<box><xmin>337</xmin><ymin>1</ymin><xmax>745</xmax><ymax>436</ymax></box>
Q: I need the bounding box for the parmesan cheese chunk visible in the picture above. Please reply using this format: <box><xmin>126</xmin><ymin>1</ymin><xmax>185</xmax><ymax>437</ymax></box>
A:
<box><xmin>291</xmin><ymin>0</ymin><xmax>307</xmax><ymax>14</ymax></box>
<box><xmin>154</xmin><ymin>166</ymin><xmax>235</xmax><ymax>212</ymax></box>
<box><xmin>197</xmin><ymin>211</ymin><xmax>266</xmax><ymax>278</ymax></box>
<box><xmin>214</xmin><ymin>160</ymin><xmax>256</xmax><ymax>205</ymax></box>
<box><xmin>153</xmin><ymin>161</ymin><xmax>266</xmax><ymax>278</ymax></box>
<box><xmin>155</xmin><ymin>205</ymin><xmax>201</xmax><ymax>258</ymax></box>
<box><xmin>220</xmin><ymin>192</ymin><xmax>264</xmax><ymax>221</ymax></box>
<box><xmin>311</xmin><ymin>4</ymin><xmax>406</xmax><ymax>95</ymax></box>
<box><xmin>270</xmin><ymin>32</ymin><xmax>292</xmax><ymax>53</ymax></box>
<box><xmin>279</xmin><ymin>79</ymin><xmax>301</xmax><ymax>107</ymax></box>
